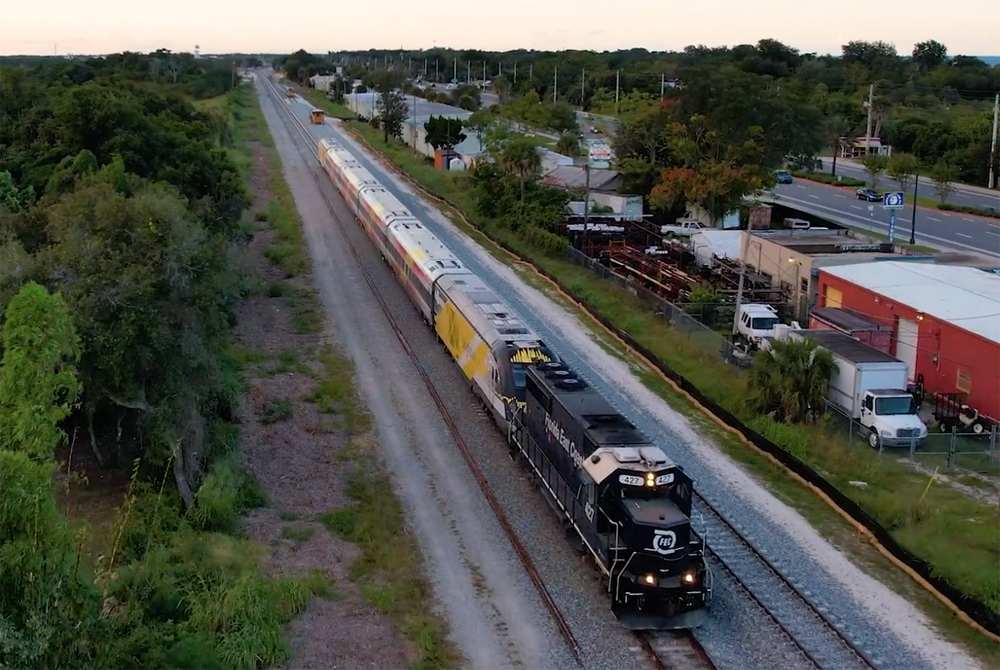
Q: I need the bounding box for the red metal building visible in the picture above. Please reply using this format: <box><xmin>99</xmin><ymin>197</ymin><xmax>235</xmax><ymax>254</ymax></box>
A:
<box><xmin>817</xmin><ymin>261</ymin><xmax>1000</xmax><ymax>419</ymax></box>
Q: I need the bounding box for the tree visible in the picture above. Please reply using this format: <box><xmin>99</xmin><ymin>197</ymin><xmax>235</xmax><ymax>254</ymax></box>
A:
<box><xmin>375</xmin><ymin>89</ymin><xmax>408</xmax><ymax>144</ymax></box>
<box><xmin>0</xmin><ymin>170</ymin><xmax>35</xmax><ymax>212</ymax></box>
<box><xmin>912</xmin><ymin>40</ymin><xmax>948</xmax><ymax>72</ymax></box>
<box><xmin>930</xmin><ymin>162</ymin><xmax>959</xmax><ymax>203</ymax></box>
<box><xmin>824</xmin><ymin>116</ymin><xmax>853</xmax><ymax>177</ymax></box>
<box><xmin>555</xmin><ymin>132</ymin><xmax>581</xmax><ymax>157</ymax></box>
<box><xmin>0</xmin><ymin>282</ymin><xmax>98</xmax><ymax>669</ymax></box>
<box><xmin>367</xmin><ymin>68</ymin><xmax>408</xmax><ymax>144</ymax></box>
<box><xmin>886</xmin><ymin>152</ymin><xmax>920</xmax><ymax>193</ymax></box>
<box><xmin>649</xmin><ymin>112</ymin><xmax>775</xmax><ymax>223</ymax></box>
<box><xmin>748</xmin><ymin>337</ymin><xmax>834</xmax><ymax>424</ymax></box>
<box><xmin>861</xmin><ymin>153</ymin><xmax>889</xmax><ymax>188</ymax></box>
<box><xmin>464</xmin><ymin>109</ymin><xmax>494</xmax><ymax>151</ymax></box>
<box><xmin>493</xmin><ymin>74</ymin><xmax>511</xmax><ymax>104</ymax></box>
<box><xmin>499</xmin><ymin>137</ymin><xmax>542</xmax><ymax>203</ymax></box>
<box><xmin>423</xmin><ymin>115</ymin><xmax>466</xmax><ymax>151</ymax></box>
<box><xmin>0</xmin><ymin>282</ymin><xmax>81</xmax><ymax>460</ymax></box>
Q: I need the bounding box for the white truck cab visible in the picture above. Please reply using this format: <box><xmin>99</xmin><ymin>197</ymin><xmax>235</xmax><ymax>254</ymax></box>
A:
<box><xmin>735</xmin><ymin>304</ymin><xmax>781</xmax><ymax>346</ymax></box>
<box><xmin>858</xmin><ymin>389</ymin><xmax>928</xmax><ymax>449</ymax></box>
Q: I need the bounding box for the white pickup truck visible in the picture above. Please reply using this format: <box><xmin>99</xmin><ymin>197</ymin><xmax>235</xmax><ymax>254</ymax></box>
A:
<box><xmin>661</xmin><ymin>220</ymin><xmax>707</xmax><ymax>237</ymax></box>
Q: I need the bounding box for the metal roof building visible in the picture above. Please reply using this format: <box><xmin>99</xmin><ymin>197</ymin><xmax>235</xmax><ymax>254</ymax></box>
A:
<box><xmin>817</xmin><ymin>261</ymin><xmax>1000</xmax><ymax>418</ymax></box>
<box><xmin>821</xmin><ymin>262</ymin><xmax>1000</xmax><ymax>345</ymax></box>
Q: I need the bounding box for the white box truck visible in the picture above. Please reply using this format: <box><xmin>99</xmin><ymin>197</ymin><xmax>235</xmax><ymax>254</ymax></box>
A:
<box><xmin>792</xmin><ymin>329</ymin><xmax>927</xmax><ymax>449</ymax></box>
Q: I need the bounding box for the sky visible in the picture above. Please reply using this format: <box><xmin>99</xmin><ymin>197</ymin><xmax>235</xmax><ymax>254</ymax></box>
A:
<box><xmin>3</xmin><ymin>0</ymin><xmax>999</xmax><ymax>57</ymax></box>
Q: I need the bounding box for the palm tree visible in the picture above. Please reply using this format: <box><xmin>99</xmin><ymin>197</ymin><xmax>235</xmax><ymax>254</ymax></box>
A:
<box><xmin>747</xmin><ymin>337</ymin><xmax>835</xmax><ymax>424</ymax></box>
<box><xmin>825</xmin><ymin>116</ymin><xmax>852</xmax><ymax>178</ymax></box>
<box><xmin>499</xmin><ymin>137</ymin><xmax>542</xmax><ymax>204</ymax></box>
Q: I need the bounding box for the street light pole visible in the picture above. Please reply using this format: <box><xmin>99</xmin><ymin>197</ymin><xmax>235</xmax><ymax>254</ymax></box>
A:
<box><xmin>582</xmin><ymin>163</ymin><xmax>592</xmax><ymax>252</ymax></box>
<box><xmin>909</xmin><ymin>174</ymin><xmax>919</xmax><ymax>245</ymax></box>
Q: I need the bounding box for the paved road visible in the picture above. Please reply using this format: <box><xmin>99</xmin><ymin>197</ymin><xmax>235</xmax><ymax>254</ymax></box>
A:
<box><xmin>826</xmin><ymin>159</ymin><xmax>1000</xmax><ymax>211</ymax></box>
<box><xmin>771</xmin><ymin>180</ymin><xmax>1000</xmax><ymax>259</ymax></box>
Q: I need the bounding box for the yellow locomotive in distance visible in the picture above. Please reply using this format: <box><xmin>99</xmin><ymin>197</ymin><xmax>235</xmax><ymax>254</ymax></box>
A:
<box><xmin>285</xmin><ymin>87</ymin><xmax>295</xmax><ymax>98</ymax></box>
<box><xmin>310</xmin><ymin>108</ymin><xmax>325</xmax><ymax>125</ymax></box>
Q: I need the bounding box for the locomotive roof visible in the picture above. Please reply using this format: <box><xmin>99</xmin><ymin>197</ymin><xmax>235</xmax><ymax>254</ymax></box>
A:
<box><xmin>529</xmin><ymin>366</ymin><xmax>652</xmax><ymax>446</ymax></box>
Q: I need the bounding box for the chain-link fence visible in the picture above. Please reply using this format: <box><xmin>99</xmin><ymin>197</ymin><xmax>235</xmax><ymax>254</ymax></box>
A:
<box><xmin>824</xmin><ymin>401</ymin><xmax>999</xmax><ymax>474</ymax></box>
<box><xmin>564</xmin><ymin>246</ymin><xmax>750</xmax><ymax>370</ymax></box>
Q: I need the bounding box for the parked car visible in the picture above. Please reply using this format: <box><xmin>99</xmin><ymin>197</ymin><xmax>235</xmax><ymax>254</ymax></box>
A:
<box><xmin>661</xmin><ymin>220</ymin><xmax>707</xmax><ymax>237</ymax></box>
<box><xmin>776</xmin><ymin>170</ymin><xmax>793</xmax><ymax>184</ymax></box>
<box><xmin>856</xmin><ymin>188</ymin><xmax>882</xmax><ymax>202</ymax></box>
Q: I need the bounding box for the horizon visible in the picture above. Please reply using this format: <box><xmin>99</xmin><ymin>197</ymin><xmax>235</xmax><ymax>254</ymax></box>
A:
<box><xmin>5</xmin><ymin>47</ymin><xmax>1000</xmax><ymax>61</ymax></box>
<box><xmin>4</xmin><ymin>0</ymin><xmax>999</xmax><ymax>58</ymax></box>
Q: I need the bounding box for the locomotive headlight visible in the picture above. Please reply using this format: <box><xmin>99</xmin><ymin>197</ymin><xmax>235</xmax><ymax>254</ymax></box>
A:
<box><xmin>682</xmin><ymin>571</ymin><xmax>696</xmax><ymax>585</ymax></box>
<box><xmin>645</xmin><ymin>472</ymin><xmax>655</xmax><ymax>487</ymax></box>
<box><xmin>642</xmin><ymin>573</ymin><xmax>657</xmax><ymax>586</ymax></box>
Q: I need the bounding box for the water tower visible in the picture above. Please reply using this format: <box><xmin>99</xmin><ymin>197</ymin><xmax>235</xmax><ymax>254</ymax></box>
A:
<box><xmin>194</xmin><ymin>44</ymin><xmax>201</xmax><ymax>59</ymax></box>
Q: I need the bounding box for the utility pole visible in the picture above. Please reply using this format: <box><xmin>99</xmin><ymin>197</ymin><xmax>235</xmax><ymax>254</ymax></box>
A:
<box><xmin>423</xmin><ymin>58</ymin><xmax>427</xmax><ymax>77</ymax></box>
<box><xmin>529</xmin><ymin>63</ymin><xmax>533</xmax><ymax>81</ymax></box>
<box><xmin>553</xmin><ymin>66</ymin><xmax>558</xmax><ymax>102</ymax></box>
<box><xmin>453</xmin><ymin>57</ymin><xmax>457</xmax><ymax>82</ymax></box>
<box><xmin>909</xmin><ymin>175</ymin><xmax>919</xmax><ymax>245</ymax></box>
<box><xmin>582</xmin><ymin>163</ymin><xmax>592</xmax><ymax>251</ymax></box>
<box><xmin>467</xmin><ymin>60</ymin><xmax>471</xmax><ymax>82</ymax></box>
<box><xmin>864</xmin><ymin>83</ymin><xmax>875</xmax><ymax>155</ymax></box>
<box><xmin>412</xmin><ymin>94</ymin><xmax>418</xmax><ymax>155</ymax></box>
<box><xmin>435</xmin><ymin>59</ymin><xmax>439</xmax><ymax>82</ymax></box>
<box><xmin>989</xmin><ymin>93</ymin><xmax>999</xmax><ymax>190</ymax></box>
<box><xmin>513</xmin><ymin>61</ymin><xmax>517</xmax><ymax>83</ymax></box>
<box><xmin>660</xmin><ymin>73</ymin><xmax>665</xmax><ymax>99</ymax></box>
<box><xmin>581</xmin><ymin>69</ymin><xmax>586</xmax><ymax>105</ymax></box>
<box><xmin>614</xmin><ymin>70</ymin><xmax>620</xmax><ymax>116</ymax></box>
<box><xmin>732</xmin><ymin>230</ymin><xmax>752</xmax><ymax>337</ymax></box>
<box><xmin>482</xmin><ymin>60</ymin><xmax>486</xmax><ymax>83</ymax></box>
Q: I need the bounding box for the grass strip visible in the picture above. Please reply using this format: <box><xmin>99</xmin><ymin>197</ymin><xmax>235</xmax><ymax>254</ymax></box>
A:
<box><xmin>234</xmin><ymin>84</ymin><xmax>461</xmax><ymax>669</ymax></box>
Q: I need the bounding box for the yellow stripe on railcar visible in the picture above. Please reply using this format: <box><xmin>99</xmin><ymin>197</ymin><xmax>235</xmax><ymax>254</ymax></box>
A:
<box><xmin>435</xmin><ymin>300</ymin><xmax>490</xmax><ymax>379</ymax></box>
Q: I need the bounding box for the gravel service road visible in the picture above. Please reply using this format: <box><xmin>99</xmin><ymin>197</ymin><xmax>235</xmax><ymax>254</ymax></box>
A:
<box><xmin>292</xmin><ymin>94</ymin><xmax>987</xmax><ymax>670</ymax></box>
<box><xmin>257</xmin><ymin>79</ymin><xmax>574</xmax><ymax>670</ymax></box>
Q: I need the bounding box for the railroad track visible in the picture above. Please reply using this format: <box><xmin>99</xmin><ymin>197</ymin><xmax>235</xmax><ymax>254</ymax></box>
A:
<box><xmin>258</xmin><ymin>75</ymin><xmax>586</xmax><ymax>666</ymax></box>
<box><xmin>693</xmin><ymin>491</ymin><xmax>880</xmax><ymax>670</ymax></box>
<box><xmin>260</xmin><ymin>75</ymin><xmax>879</xmax><ymax>670</ymax></box>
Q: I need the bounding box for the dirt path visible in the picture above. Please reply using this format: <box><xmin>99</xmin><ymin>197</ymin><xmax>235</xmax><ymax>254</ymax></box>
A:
<box><xmin>233</xmin><ymin>120</ymin><xmax>414</xmax><ymax>669</ymax></box>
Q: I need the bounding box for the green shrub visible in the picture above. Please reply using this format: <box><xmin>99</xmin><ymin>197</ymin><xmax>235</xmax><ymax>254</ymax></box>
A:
<box><xmin>189</xmin><ymin>457</ymin><xmax>267</xmax><ymax>533</ymax></box>
<box><xmin>791</xmin><ymin>170</ymin><xmax>865</xmax><ymax>187</ymax></box>
<box><xmin>939</xmin><ymin>202</ymin><xmax>1000</xmax><ymax>218</ymax></box>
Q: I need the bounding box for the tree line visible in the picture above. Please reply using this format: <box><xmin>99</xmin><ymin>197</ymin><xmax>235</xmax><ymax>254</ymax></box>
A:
<box><xmin>318</xmin><ymin>39</ymin><xmax>999</xmax><ymax>188</ymax></box>
<box><xmin>0</xmin><ymin>52</ymin><xmax>317</xmax><ymax>668</ymax></box>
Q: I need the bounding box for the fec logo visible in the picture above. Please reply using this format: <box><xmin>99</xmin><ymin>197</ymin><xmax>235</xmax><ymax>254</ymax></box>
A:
<box><xmin>650</xmin><ymin>530</ymin><xmax>677</xmax><ymax>555</ymax></box>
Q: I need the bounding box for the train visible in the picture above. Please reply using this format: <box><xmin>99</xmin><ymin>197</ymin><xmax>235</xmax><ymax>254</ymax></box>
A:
<box><xmin>316</xmin><ymin>136</ymin><xmax>711</xmax><ymax>630</ymax></box>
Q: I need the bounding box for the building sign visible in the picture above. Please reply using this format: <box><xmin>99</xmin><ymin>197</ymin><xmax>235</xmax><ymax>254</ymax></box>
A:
<box><xmin>587</xmin><ymin>140</ymin><xmax>613</xmax><ymax>169</ymax></box>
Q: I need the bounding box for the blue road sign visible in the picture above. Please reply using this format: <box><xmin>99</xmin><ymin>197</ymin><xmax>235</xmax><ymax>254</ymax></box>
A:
<box><xmin>883</xmin><ymin>191</ymin><xmax>905</xmax><ymax>209</ymax></box>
